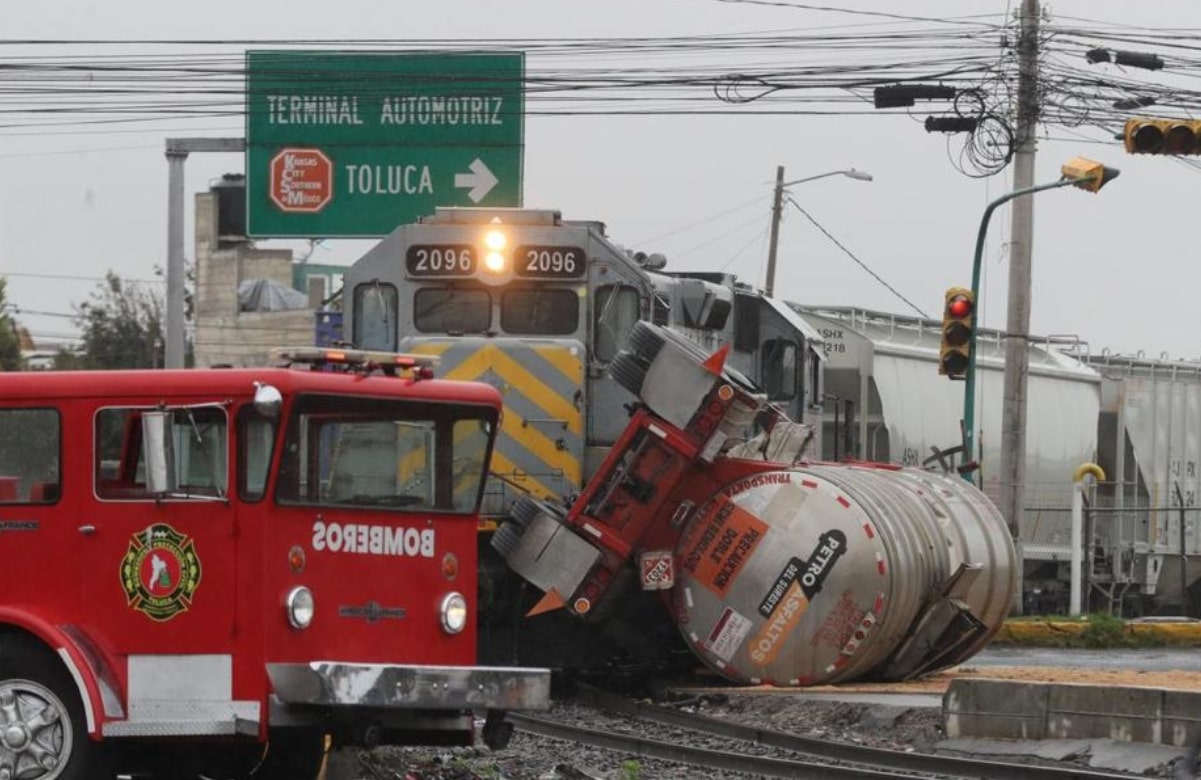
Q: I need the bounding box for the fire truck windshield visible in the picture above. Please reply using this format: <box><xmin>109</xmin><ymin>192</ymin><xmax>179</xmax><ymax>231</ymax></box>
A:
<box><xmin>275</xmin><ymin>394</ymin><xmax>495</xmax><ymax>513</ymax></box>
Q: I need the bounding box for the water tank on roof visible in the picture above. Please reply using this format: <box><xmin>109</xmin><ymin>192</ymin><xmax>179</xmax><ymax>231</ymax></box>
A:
<box><xmin>212</xmin><ymin>173</ymin><xmax>247</xmax><ymax>245</ymax></box>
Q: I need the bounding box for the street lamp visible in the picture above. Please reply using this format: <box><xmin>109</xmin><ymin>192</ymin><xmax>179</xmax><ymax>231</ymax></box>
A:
<box><xmin>764</xmin><ymin>166</ymin><xmax>873</xmax><ymax>298</ymax></box>
<box><xmin>960</xmin><ymin>157</ymin><xmax>1120</xmax><ymax>538</ymax></box>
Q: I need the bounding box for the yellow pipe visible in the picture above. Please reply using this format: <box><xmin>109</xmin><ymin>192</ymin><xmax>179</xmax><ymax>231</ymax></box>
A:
<box><xmin>1073</xmin><ymin>462</ymin><xmax>1106</xmax><ymax>483</ymax></box>
<box><xmin>1070</xmin><ymin>461</ymin><xmax>1105</xmax><ymax>616</ymax></box>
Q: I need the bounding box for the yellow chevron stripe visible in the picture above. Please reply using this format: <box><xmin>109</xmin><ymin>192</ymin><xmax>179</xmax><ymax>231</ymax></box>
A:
<box><xmin>439</xmin><ymin>345</ymin><xmax>582</xmax><ymax>437</ymax></box>
<box><xmin>533</xmin><ymin>344</ymin><xmax>584</xmax><ymax>384</ymax></box>
<box><xmin>404</xmin><ymin>341</ymin><xmax>583</xmax><ymax>495</ymax></box>
<box><xmin>488</xmin><ymin>449</ymin><xmax>557</xmax><ymax>501</ymax></box>
<box><xmin>500</xmin><ymin>406</ymin><xmax>581</xmax><ymax>485</ymax></box>
<box><xmin>409</xmin><ymin>342</ymin><xmax>452</xmax><ymax>357</ymax></box>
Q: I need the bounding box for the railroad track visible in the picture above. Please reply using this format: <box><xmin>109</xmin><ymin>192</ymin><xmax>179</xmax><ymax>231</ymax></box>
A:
<box><xmin>508</xmin><ymin>686</ymin><xmax>1145</xmax><ymax>780</ymax></box>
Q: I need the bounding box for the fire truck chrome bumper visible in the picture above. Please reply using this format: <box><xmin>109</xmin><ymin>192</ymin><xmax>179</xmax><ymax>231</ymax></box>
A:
<box><xmin>266</xmin><ymin>663</ymin><xmax>551</xmax><ymax>711</ymax></box>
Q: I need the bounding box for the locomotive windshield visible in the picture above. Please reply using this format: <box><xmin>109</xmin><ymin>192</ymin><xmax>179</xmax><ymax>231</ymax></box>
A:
<box><xmin>276</xmin><ymin>394</ymin><xmax>496</xmax><ymax>513</ymax></box>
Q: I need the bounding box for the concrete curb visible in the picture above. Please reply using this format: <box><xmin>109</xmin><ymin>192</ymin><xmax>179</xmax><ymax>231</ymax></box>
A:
<box><xmin>993</xmin><ymin>620</ymin><xmax>1201</xmax><ymax>647</ymax></box>
<box><xmin>944</xmin><ymin>678</ymin><xmax>1201</xmax><ymax>747</ymax></box>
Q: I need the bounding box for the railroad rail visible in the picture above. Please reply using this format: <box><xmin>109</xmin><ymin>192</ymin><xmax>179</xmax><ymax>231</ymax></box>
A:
<box><xmin>507</xmin><ymin>686</ymin><xmax>1145</xmax><ymax>780</ymax></box>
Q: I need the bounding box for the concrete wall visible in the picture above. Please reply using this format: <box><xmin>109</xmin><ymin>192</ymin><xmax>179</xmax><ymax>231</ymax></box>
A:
<box><xmin>945</xmin><ymin>678</ymin><xmax>1201</xmax><ymax>747</ymax></box>
<box><xmin>194</xmin><ymin>192</ymin><xmax>316</xmax><ymax>367</ymax></box>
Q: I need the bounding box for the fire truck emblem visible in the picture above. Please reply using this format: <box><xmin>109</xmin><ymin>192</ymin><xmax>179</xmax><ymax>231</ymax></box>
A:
<box><xmin>120</xmin><ymin>523</ymin><xmax>202</xmax><ymax>622</ymax></box>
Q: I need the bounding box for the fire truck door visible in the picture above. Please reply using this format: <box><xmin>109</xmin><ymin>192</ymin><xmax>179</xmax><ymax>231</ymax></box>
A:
<box><xmin>82</xmin><ymin>406</ymin><xmax>236</xmax><ymax>653</ymax></box>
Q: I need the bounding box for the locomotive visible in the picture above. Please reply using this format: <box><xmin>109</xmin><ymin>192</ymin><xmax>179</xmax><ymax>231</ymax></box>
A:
<box><xmin>343</xmin><ymin>207</ymin><xmax>826</xmax><ymax>517</ymax></box>
<box><xmin>340</xmin><ymin>207</ymin><xmax>1016</xmax><ymax>682</ymax></box>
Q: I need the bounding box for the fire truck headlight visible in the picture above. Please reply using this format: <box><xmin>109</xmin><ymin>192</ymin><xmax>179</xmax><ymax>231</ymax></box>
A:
<box><xmin>440</xmin><ymin>592</ymin><xmax>468</xmax><ymax>634</ymax></box>
<box><xmin>286</xmin><ymin>586</ymin><xmax>315</xmax><ymax>629</ymax></box>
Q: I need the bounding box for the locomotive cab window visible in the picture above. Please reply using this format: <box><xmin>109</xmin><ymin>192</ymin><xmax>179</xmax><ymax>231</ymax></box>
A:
<box><xmin>594</xmin><ymin>284</ymin><xmax>640</xmax><ymax>362</ymax></box>
<box><xmin>276</xmin><ymin>394</ymin><xmax>495</xmax><ymax>513</ymax></box>
<box><xmin>762</xmin><ymin>338</ymin><xmax>799</xmax><ymax>401</ymax></box>
<box><xmin>353</xmin><ymin>282</ymin><xmax>398</xmax><ymax>351</ymax></box>
<box><xmin>95</xmin><ymin>406</ymin><xmax>228</xmax><ymax>500</ymax></box>
<box><xmin>414</xmin><ymin>287</ymin><xmax>491</xmax><ymax>333</ymax></box>
<box><xmin>0</xmin><ymin>408</ymin><xmax>61</xmax><ymax>504</ymax></box>
<box><xmin>500</xmin><ymin>289</ymin><xmax>579</xmax><ymax>335</ymax></box>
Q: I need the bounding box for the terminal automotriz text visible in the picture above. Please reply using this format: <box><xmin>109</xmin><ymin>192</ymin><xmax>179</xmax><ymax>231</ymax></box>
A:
<box><xmin>265</xmin><ymin>95</ymin><xmax>506</xmax><ymax>126</ymax></box>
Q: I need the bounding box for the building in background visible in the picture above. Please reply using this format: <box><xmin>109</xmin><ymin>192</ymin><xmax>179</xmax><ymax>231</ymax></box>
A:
<box><xmin>193</xmin><ymin>175</ymin><xmax>343</xmax><ymax>367</ymax></box>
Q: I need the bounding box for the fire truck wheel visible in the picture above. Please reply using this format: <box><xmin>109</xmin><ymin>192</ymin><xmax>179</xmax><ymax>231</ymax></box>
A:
<box><xmin>251</xmin><ymin>727</ymin><xmax>327</xmax><ymax>780</ymax></box>
<box><xmin>0</xmin><ymin>634</ymin><xmax>110</xmax><ymax>780</ymax></box>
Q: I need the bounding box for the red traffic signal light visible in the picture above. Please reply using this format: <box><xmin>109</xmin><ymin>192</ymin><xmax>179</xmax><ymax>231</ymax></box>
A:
<box><xmin>1124</xmin><ymin>118</ymin><xmax>1201</xmax><ymax>156</ymax></box>
<box><xmin>939</xmin><ymin>287</ymin><xmax>974</xmax><ymax>379</ymax></box>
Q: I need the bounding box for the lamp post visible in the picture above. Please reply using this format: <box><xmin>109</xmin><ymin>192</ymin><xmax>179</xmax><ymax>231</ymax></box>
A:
<box><xmin>961</xmin><ymin>157</ymin><xmax>1119</xmax><ymax>541</ymax></box>
<box><xmin>764</xmin><ymin>166</ymin><xmax>873</xmax><ymax>298</ymax></box>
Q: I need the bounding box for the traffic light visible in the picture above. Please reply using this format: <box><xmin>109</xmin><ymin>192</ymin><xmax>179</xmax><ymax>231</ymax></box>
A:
<box><xmin>1123</xmin><ymin>117</ymin><xmax>1201</xmax><ymax>155</ymax></box>
<box><xmin>1061</xmin><ymin>156</ymin><xmax>1120</xmax><ymax>193</ymax></box>
<box><xmin>939</xmin><ymin>287</ymin><xmax>974</xmax><ymax>380</ymax></box>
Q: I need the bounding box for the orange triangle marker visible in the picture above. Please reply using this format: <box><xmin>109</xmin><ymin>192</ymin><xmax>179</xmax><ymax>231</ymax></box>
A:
<box><xmin>526</xmin><ymin>588</ymin><xmax>566</xmax><ymax>617</ymax></box>
<box><xmin>701</xmin><ymin>344</ymin><xmax>730</xmax><ymax>375</ymax></box>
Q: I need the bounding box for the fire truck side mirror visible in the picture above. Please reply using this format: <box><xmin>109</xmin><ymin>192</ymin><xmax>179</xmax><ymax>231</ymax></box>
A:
<box><xmin>253</xmin><ymin>382</ymin><xmax>283</xmax><ymax>419</ymax></box>
<box><xmin>143</xmin><ymin>411</ymin><xmax>178</xmax><ymax>495</ymax></box>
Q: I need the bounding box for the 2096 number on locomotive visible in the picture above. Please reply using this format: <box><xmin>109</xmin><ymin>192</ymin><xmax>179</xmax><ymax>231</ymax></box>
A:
<box><xmin>405</xmin><ymin>245</ymin><xmax>477</xmax><ymax>277</ymax></box>
<box><xmin>514</xmin><ymin>246</ymin><xmax>587</xmax><ymax>279</ymax></box>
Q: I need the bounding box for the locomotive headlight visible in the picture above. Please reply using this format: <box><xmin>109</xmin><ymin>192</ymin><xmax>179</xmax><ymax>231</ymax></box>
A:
<box><xmin>483</xmin><ymin>251</ymin><xmax>507</xmax><ymax>273</ymax></box>
<box><xmin>439</xmin><ymin>591</ymin><xmax>468</xmax><ymax>634</ymax></box>
<box><xmin>482</xmin><ymin>229</ymin><xmax>508</xmax><ymax>272</ymax></box>
<box><xmin>285</xmin><ymin>586</ymin><xmax>315</xmax><ymax>629</ymax></box>
<box><xmin>483</xmin><ymin>229</ymin><xmax>507</xmax><ymax>251</ymax></box>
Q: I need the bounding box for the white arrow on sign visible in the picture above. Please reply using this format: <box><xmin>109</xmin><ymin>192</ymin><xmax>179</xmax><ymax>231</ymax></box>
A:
<box><xmin>454</xmin><ymin>158</ymin><xmax>499</xmax><ymax>203</ymax></box>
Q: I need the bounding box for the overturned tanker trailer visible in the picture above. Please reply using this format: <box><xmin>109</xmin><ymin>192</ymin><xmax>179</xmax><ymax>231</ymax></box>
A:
<box><xmin>492</xmin><ymin>322</ymin><xmax>1017</xmax><ymax>685</ymax></box>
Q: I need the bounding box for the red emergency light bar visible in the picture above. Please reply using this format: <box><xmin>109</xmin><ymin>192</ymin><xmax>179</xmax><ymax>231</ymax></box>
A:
<box><xmin>269</xmin><ymin>347</ymin><xmax>440</xmax><ymax>378</ymax></box>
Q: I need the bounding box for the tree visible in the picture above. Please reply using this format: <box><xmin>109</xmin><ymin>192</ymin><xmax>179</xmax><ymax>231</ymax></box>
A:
<box><xmin>74</xmin><ymin>271</ymin><xmax>165</xmax><ymax>369</ymax></box>
<box><xmin>51</xmin><ymin>346</ymin><xmax>82</xmax><ymax>371</ymax></box>
<box><xmin>0</xmin><ymin>277</ymin><xmax>22</xmax><ymax>371</ymax></box>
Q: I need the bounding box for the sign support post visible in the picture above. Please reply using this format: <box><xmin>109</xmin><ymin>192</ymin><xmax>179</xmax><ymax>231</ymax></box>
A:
<box><xmin>162</xmin><ymin>137</ymin><xmax>246</xmax><ymax>369</ymax></box>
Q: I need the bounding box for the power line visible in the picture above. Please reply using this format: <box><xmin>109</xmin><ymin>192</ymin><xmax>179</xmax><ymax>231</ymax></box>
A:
<box><xmin>1</xmin><ymin>271</ymin><xmax>165</xmax><ymax>285</ymax></box>
<box><xmin>785</xmin><ymin>197</ymin><xmax>929</xmax><ymax>318</ymax></box>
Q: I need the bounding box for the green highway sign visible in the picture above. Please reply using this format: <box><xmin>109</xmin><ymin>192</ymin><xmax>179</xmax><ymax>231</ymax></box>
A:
<box><xmin>246</xmin><ymin>51</ymin><xmax>524</xmax><ymax>237</ymax></box>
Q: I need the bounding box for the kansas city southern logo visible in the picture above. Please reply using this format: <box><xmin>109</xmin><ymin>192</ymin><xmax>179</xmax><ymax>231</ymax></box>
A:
<box><xmin>120</xmin><ymin>523</ymin><xmax>202</xmax><ymax>622</ymax></box>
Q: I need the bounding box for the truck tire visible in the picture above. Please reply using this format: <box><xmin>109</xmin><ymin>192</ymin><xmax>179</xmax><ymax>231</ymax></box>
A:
<box><xmin>251</xmin><ymin>728</ymin><xmax>327</xmax><ymax>780</ymax></box>
<box><xmin>490</xmin><ymin>521</ymin><xmax>525</xmax><ymax>559</ymax></box>
<box><xmin>510</xmin><ymin>495</ymin><xmax>542</xmax><ymax>527</ymax></box>
<box><xmin>0</xmin><ymin>633</ymin><xmax>110</xmax><ymax>780</ymax></box>
<box><xmin>608</xmin><ymin>351</ymin><xmax>649</xmax><ymax>396</ymax></box>
<box><xmin>511</xmin><ymin>495</ymin><xmax>564</xmax><ymax>528</ymax></box>
<box><xmin>627</xmin><ymin>321</ymin><xmax>666</xmax><ymax>362</ymax></box>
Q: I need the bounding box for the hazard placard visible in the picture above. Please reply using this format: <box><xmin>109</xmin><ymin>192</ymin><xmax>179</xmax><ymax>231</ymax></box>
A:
<box><xmin>640</xmin><ymin>551</ymin><xmax>675</xmax><ymax>590</ymax></box>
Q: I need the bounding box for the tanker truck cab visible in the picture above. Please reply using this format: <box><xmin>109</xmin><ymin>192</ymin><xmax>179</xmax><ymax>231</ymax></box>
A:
<box><xmin>0</xmin><ymin>349</ymin><xmax>549</xmax><ymax>780</ymax></box>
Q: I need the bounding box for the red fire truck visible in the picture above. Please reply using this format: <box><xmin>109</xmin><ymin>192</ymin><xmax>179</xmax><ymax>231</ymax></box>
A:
<box><xmin>0</xmin><ymin>348</ymin><xmax>548</xmax><ymax>779</ymax></box>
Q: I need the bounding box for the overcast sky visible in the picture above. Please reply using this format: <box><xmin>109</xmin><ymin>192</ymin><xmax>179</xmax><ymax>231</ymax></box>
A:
<box><xmin>3</xmin><ymin>0</ymin><xmax>1200</xmax><ymax>361</ymax></box>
